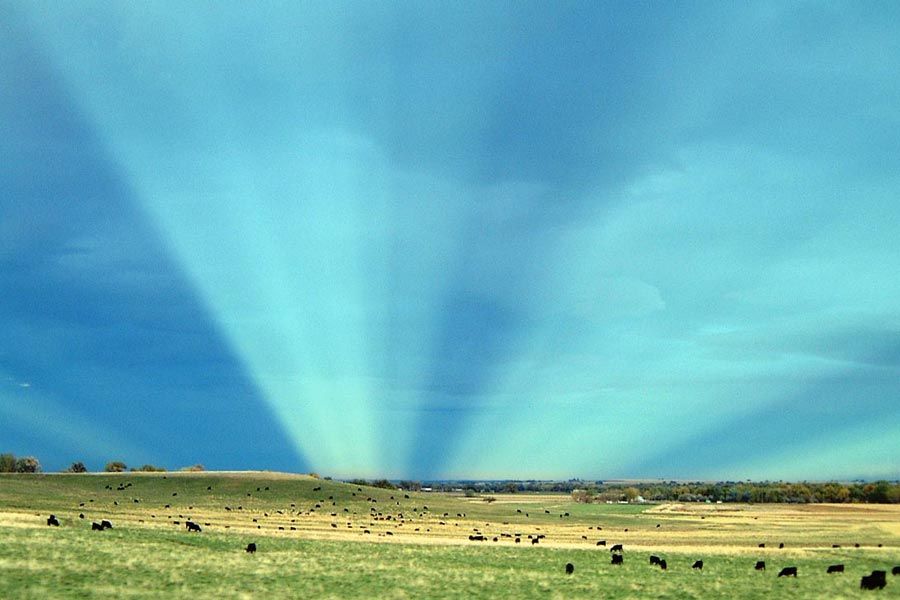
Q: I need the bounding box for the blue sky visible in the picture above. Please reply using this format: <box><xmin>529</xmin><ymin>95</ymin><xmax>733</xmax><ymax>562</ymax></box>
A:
<box><xmin>1</xmin><ymin>1</ymin><xmax>898</xmax><ymax>479</ymax></box>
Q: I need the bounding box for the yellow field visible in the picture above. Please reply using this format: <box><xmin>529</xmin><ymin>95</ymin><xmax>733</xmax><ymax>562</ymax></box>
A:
<box><xmin>1</xmin><ymin>473</ymin><xmax>897</xmax><ymax>598</ymax></box>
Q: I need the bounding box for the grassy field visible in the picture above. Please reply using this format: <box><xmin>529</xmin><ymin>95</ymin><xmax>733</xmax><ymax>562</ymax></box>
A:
<box><xmin>1</xmin><ymin>473</ymin><xmax>897</xmax><ymax>598</ymax></box>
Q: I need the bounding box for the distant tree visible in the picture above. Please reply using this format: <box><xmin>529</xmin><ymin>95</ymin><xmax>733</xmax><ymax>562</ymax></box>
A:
<box><xmin>571</xmin><ymin>489</ymin><xmax>594</xmax><ymax>504</ymax></box>
<box><xmin>66</xmin><ymin>461</ymin><xmax>88</xmax><ymax>473</ymax></box>
<box><xmin>133</xmin><ymin>464</ymin><xmax>166</xmax><ymax>472</ymax></box>
<box><xmin>105</xmin><ymin>461</ymin><xmax>127</xmax><ymax>473</ymax></box>
<box><xmin>503</xmin><ymin>482</ymin><xmax>520</xmax><ymax>494</ymax></box>
<box><xmin>371</xmin><ymin>479</ymin><xmax>396</xmax><ymax>490</ymax></box>
<box><xmin>180</xmin><ymin>464</ymin><xmax>205</xmax><ymax>472</ymax></box>
<box><xmin>0</xmin><ymin>453</ymin><xmax>15</xmax><ymax>473</ymax></box>
<box><xmin>399</xmin><ymin>480</ymin><xmax>422</xmax><ymax>491</ymax></box>
<box><xmin>14</xmin><ymin>456</ymin><xmax>41</xmax><ymax>473</ymax></box>
<box><xmin>864</xmin><ymin>481</ymin><xmax>891</xmax><ymax>504</ymax></box>
<box><xmin>818</xmin><ymin>482</ymin><xmax>850</xmax><ymax>503</ymax></box>
<box><xmin>623</xmin><ymin>487</ymin><xmax>641</xmax><ymax>502</ymax></box>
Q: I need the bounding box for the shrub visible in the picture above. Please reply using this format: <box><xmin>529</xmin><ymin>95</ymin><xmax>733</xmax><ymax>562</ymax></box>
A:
<box><xmin>105</xmin><ymin>461</ymin><xmax>127</xmax><ymax>472</ymax></box>
<box><xmin>133</xmin><ymin>464</ymin><xmax>166</xmax><ymax>472</ymax></box>
<box><xmin>180</xmin><ymin>464</ymin><xmax>205</xmax><ymax>472</ymax></box>
<box><xmin>15</xmin><ymin>456</ymin><xmax>41</xmax><ymax>473</ymax></box>
<box><xmin>67</xmin><ymin>461</ymin><xmax>88</xmax><ymax>473</ymax></box>
<box><xmin>0</xmin><ymin>453</ymin><xmax>15</xmax><ymax>473</ymax></box>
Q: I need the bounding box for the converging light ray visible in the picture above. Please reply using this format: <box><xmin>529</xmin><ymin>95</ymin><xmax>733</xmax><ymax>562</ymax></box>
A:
<box><xmin>6</xmin><ymin>1</ymin><xmax>900</xmax><ymax>478</ymax></box>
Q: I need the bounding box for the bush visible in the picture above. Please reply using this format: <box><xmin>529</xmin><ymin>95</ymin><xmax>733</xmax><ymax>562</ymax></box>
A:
<box><xmin>0</xmin><ymin>453</ymin><xmax>15</xmax><ymax>473</ymax></box>
<box><xmin>15</xmin><ymin>456</ymin><xmax>41</xmax><ymax>473</ymax></box>
<box><xmin>105</xmin><ymin>461</ymin><xmax>127</xmax><ymax>472</ymax></box>
<box><xmin>66</xmin><ymin>461</ymin><xmax>87</xmax><ymax>473</ymax></box>
<box><xmin>180</xmin><ymin>464</ymin><xmax>205</xmax><ymax>472</ymax></box>
<box><xmin>133</xmin><ymin>464</ymin><xmax>166</xmax><ymax>472</ymax></box>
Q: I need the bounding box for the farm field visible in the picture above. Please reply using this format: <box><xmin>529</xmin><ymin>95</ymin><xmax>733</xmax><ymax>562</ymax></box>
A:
<box><xmin>1</xmin><ymin>472</ymin><xmax>897</xmax><ymax>598</ymax></box>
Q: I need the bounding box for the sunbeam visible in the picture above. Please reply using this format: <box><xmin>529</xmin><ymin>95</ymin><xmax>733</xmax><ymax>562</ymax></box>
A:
<box><xmin>4</xmin><ymin>1</ymin><xmax>899</xmax><ymax>478</ymax></box>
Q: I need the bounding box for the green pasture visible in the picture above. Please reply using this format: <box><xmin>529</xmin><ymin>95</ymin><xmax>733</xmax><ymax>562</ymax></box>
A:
<box><xmin>1</xmin><ymin>473</ymin><xmax>896</xmax><ymax>598</ymax></box>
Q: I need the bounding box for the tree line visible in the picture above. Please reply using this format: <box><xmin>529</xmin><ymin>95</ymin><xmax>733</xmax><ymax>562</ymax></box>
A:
<box><xmin>386</xmin><ymin>479</ymin><xmax>900</xmax><ymax>504</ymax></box>
<box><xmin>3</xmin><ymin>454</ymin><xmax>896</xmax><ymax>503</ymax></box>
<box><xmin>0</xmin><ymin>453</ymin><xmax>204</xmax><ymax>474</ymax></box>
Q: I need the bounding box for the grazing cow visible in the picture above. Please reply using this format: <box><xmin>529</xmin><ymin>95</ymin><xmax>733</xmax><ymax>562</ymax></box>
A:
<box><xmin>531</xmin><ymin>537</ymin><xmax>539</xmax><ymax>545</ymax></box>
<box><xmin>100</xmin><ymin>520</ymin><xmax>112</xmax><ymax>530</ymax></box>
<box><xmin>693</xmin><ymin>560</ymin><xmax>703</xmax><ymax>571</ymax></box>
<box><xmin>468</xmin><ymin>535</ymin><xmax>485</xmax><ymax>541</ymax></box>
<box><xmin>515</xmin><ymin>538</ymin><xmax>521</xmax><ymax>544</ymax></box>
<box><xmin>610</xmin><ymin>544</ymin><xmax>623</xmax><ymax>552</ymax></box>
<box><xmin>827</xmin><ymin>564</ymin><xmax>844</xmax><ymax>574</ymax></box>
<box><xmin>778</xmin><ymin>542</ymin><xmax>784</xmax><ymax>549</ymax></box>
<box><xmin>892</xmin><ymin>566</ymin><xmax>900</xmax><ymax>576</ymax></box>
<box><xmin>860</xmin><ymin>570</ymin><xmax>887</xmax><ymax>590</ymax></box>
<box><xmin>611</xmin><ymin>554</ymin><xmax>623</xmax><ymax>565</ymax></box>
<box><xmin>659</xmin><ymin>559</ymin><xmax>667</xmax><ymax>571</ymax></box>
<box><xmin>832</xmin><ymin>544</ymin><xmax>840</xmax><ymax>548</ymax></box>
<box><xmin>649</xmin><ymin>555</ymin><xmax>661</xmax><ymax>565</ymax></box>
<box><xmin>91</xmin><ymin>522</ymin><xmax>103</xmax><ymax>531</ymax></box>
<box><xmin>79</xmin><ymin>514</ymin><xmax>84</xmax><ymax>519</ymax></box>
<box><xmin>185</xmin><ymin>521</ymin><xmax>202</xmax><ymax>532</ymax></box>
<box><xmin>758</xmin><ymin>543</ymin><xmax>765</xmax><ymax>548</ymax></box>
<box><xmin>245</xmin><ymin>543</ymin><xmax>256</xmax><ymax>553</ymax></box>
<box><xmin>596</xmin><ymin>540</ymin><xmax>606</xmax><ymax>546</ymax></box>
<box><xmin>755</xmin><ymin>561</ymin><xmax>766</xmax><ymax>571</ymax></box>
<box><xmin>777</xmin><ymin>566</ymin><xmax>798</xmax><ymax>578</ymax></box>
<box><xmin>47</xmin><ymin>515</ymin><xmax>60</xmax><ymax>527</ymax></box>
<box><xmin>565</xmin><ymin>563</ymin><xmax>574</xmax><ymax>575</ymax></box>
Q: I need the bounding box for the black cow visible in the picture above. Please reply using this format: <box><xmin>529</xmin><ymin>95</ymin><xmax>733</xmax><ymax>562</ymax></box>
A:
<box><xmin>468</xmin><ymin>535</ymin><xmax>484</xmax><ymax>541</ymax></box>
<box><xmin>596</xmin><ymin>540</ymin><xmax>606</xmax><ymax>546</ymax></box>
<box><xmin>778</xmin><ymin>542</ymin><xmax>784</xmax><ymax>549</ymax></box>
<box><xmin>531</xmin><ymin>537</ymin><xmax>539</xmax><ymax>545</ymax></box>
<box><xmin>649</xmin><ymin>555</ymin><xmax>661</xmax><ymax>565</ymax></box>
<box><xmin>777</xmin><ymin>566</ymin><xmax>798</xmax><ymax>577</ymax></box>
<box><xmin>893</xmin><ymin>566</ymin><xmax>900</xmax><ymax>576</ymax></box>
<box><xmin>611</xmin><ymin>554</ymin><xmax>623</xmax><ymax>565</ymax></box>
<box><xmin>101</xmin><ymin>520</ymin><xmax>112</xmax><ymax>530</ymax></box>
<box><xmin>693</xmin><ymin>560</ymin><xmax>703</xmax><ymax>571</ymax></box>
<box><xmin>758</xmin><ymin>543</ymin><xmax>765</xmax><ymax>548</ymax></box>
<box><xmin>860</xmin><ymin>570</ymin><xmax>887</xmax><ymax>590</ymax></box>
<box><xmin>659</xmin><ymin>559</ymin><xmax>667</xmax><ymax>571</ymax></box>
<box><xmin>754</xmin><ymin>561</ymin><xmax>766</xmax><ymax>571</ymax></box>
<box><xmin>91</xmin><ymin>522</ymin><xmax>104</xmax><ymax>531</ymax></box>
<box><xmin>565</xmin><ymin>563</ymin><xmax>574</xmax><ymax>575</ymax></box>
<box><xmin>186</xmin><ymin>521</ymin><xmax>202</xmax><ymax>532</ymax></box>
<box><xmin>47</xmin><ymin>515</ymin><xmax>60</xmax><ymax>527</ymax></box>
<box><xmin>826</xmin><ymin>564</ymin><xmax>844</xmax><ymax>574</ymax></box>
<box><xmin>610</xmin><ymin>544</ymin><xmax>623</xmax><ymax>552</ymax></box>
<box><xmin>245</xmin><ymin>542</ymin><xmax>257</xmax><ymax>553</ymax></box>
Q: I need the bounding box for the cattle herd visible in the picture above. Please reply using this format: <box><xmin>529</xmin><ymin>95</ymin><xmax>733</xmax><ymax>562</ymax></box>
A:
<box><xmin>40</xmin><ymin>480</ymin><xmax>898</xmax><ymax>592</ymax></box>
